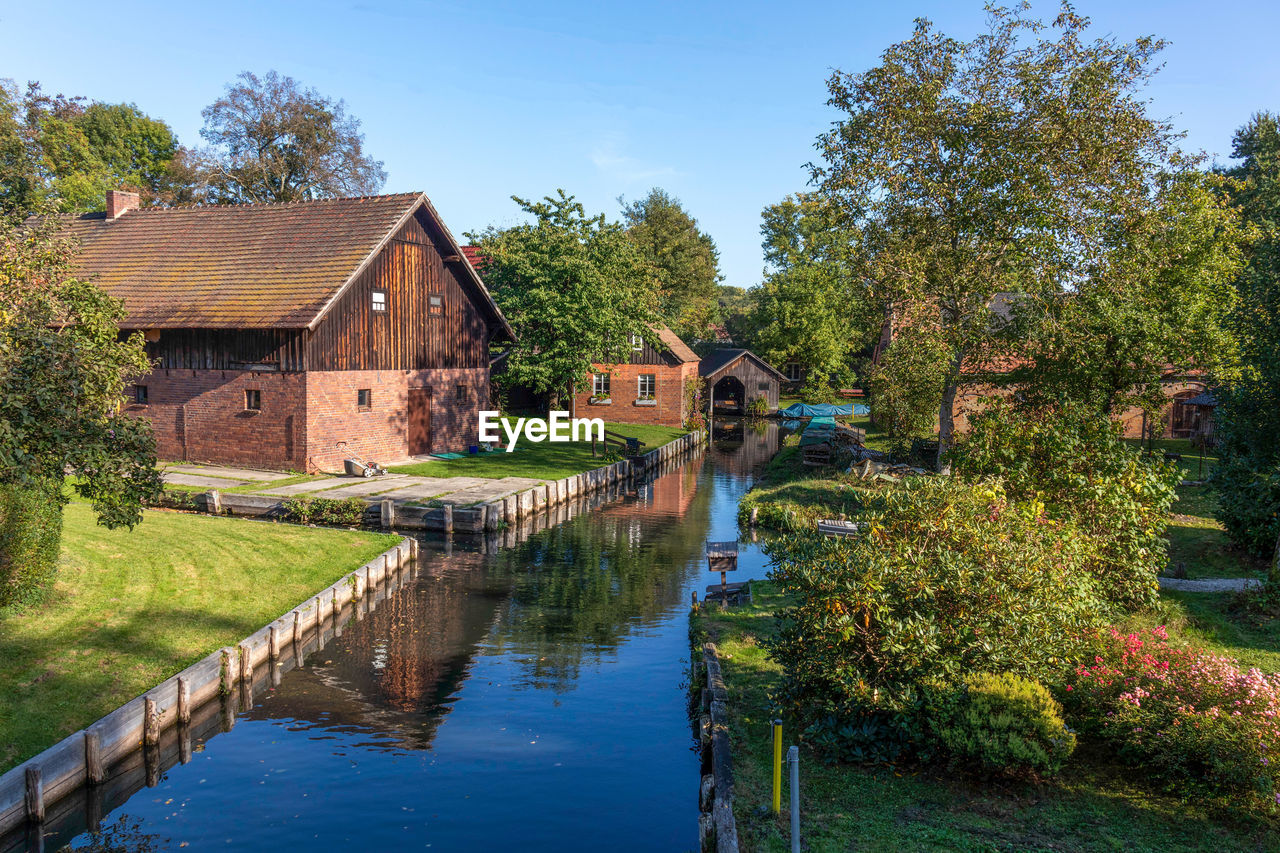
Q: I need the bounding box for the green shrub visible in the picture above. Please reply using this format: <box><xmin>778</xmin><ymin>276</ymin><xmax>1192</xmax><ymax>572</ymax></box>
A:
<box><xmin>782</xmin><ymin>433</ymin><xmax>800</xmax><ymax>448</ymax></box>
<box><xmin>950</xmin><ymin>398</ymin><xmax>1179</xmax><ymax>611</ymax></box>
<box><xmin>282</xmin><ymin>496</ymin><xmax>367</xmax><ymax>527</ymax></box>
<box><xmin>0</xmin><ymin>477</ymin><xmax>64</xmax><ymax>608</ymax></box>
<box><xmin>1211</xmin><ymin>456</ymin><xmax>1280</xmax><ymax>558</ymax></box>
<box><xmin>745</xmin><ymin>396</ymin><xmax>770</xmax><ymax>418</ymax></box>
<box><xmin>930</xmin><ymin>672</ymin><xmax>1076</xmax><ymax>777</ymax></box>
<box><xmin>766</xmin><ymin>478</ymin><xmax>1104</xmax><ymax>763</ymax></box>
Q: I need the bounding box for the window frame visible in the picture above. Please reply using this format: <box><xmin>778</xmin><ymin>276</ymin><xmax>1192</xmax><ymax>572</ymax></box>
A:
<box><xmin>357</xmin><ymin>388</ymin><xmax>372</xmax><ymax>412</ymax></box>
<box><xmin>631</xmin><ymin>334</ymin><xmax>644</xmax><ymax>352</ymax></box>
<box><xmin>637</xmin><ymin>373</ymin><xmax>656</xmax><ymax>399</ymax></box>
<box><xmin>371</xmin><ymin>288</ymin><xmax>388</xmax><ymax>313</ymax></box>
<box><xmin>133</xmin><ymin>384</ymin><xmax>148</xmax><ymax>405</ymax></box>
<box><xmin>592</xmin><ymin>373</ymin><xmax>611</xmax><ymax>398</ymax></box>
<box><xmin>455</xmin><ymin>384</ymin><xmax>468</xmax><ymax>403</ymax></box>
<box><xmin>245</xmin><ymin>389</ymin><xmax>262</xmax><ymax>412</ymax></box>
<box><xmin>428</xmin><ymin>293</ymin><xmax>444</xmax><ymax>315</ymax></box>
<box><xmin>784</xmin><ymin>363</ymin><xmax>803</xmax><ymax>382</ymax></box>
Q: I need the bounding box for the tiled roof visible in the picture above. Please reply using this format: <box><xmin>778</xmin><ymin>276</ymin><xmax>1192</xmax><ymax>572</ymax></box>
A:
<box><xmin>654</xmin><ymin>324</ymin><xmax>699</xmax><ymax>363</ymax></box>
<box><xmin>56</xmin><ymin>193</ymin><xmax>510</xmax><ymax>333</ymax></box>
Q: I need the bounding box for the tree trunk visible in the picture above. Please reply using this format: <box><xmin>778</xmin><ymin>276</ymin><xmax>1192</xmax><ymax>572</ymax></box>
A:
<box><xmin>935</xmin><ymin>348</ymin><xmax>966</xmax><ymax>474</ymax></box>
<box><xmin>1270</xmin><ymin>530</ymin><xmax>1280</xmax><ymax>587</ymax></box>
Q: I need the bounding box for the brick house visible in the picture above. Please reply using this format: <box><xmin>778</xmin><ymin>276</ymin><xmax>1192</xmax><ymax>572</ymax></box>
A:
<box><xmin>573</xmin><ymin>325</ymin><xmax>701</xmax><ymax>428</ymax></box>
<box><xmin>63</xmin><ymin>190</ymin><xmax>514</xmax><ymax>472</ymax></box>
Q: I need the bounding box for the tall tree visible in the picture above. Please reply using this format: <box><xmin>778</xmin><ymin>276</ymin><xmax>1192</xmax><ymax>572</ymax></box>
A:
<box><xmin>812</xmin><ymin>6</ymin><xmax>1180</xmax><ymax>469</ymax></box>
<box><xmin>620</xmin><ymin>188</ymin><xmax>721</xmax><ymax>339</ymax></box>
<box><xmin>1212</xmin><ymin>113</ymin><xmax>1280</xmax><ymax>572</ymax></box>
<box><xmin>746</xmin><ymin>193</ymin><xmax>877</xmax><ymax>394</ymax></box>
<box><xmin>470</xmin><ymin>191</ymin><xmax>661</xmax><ymax>406</ymax></box>
<box><xmin>0</xmin><ymin>80</ymin><xmax>188</xmax><ymax>213</ymax></box>
<box><xmin>0</xmin><ymin>208</ymin><xmax>161</xmax><ymax>606</ymax></box>
<box><xmin>200</xmin><ymin>70</ymin><xmax>386</xmax><ymax>203</ymax></box>
<box><xmin>1012</xmin><ymin>170</ymin><xmax>1249</xmax><ymax>418</ymax></box>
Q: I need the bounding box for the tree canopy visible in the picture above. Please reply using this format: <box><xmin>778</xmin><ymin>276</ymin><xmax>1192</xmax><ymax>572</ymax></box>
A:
<box><xmin>812</xmin><ymin>6</ymin><xmax>1182</xmax><ymax>468</ymax></box>
<box><xmin>620</xmin><ymin>188</ymin><xmax>721</xmax><ymax>340</ymax></box>
<box><xmin>199</xmin><ymin>70</ymin><xmax>386</xmax><ymax>204</ymax></box>
<box><xmin>470</xmin><ymin>191</ymin><xmax>661</xmax><ymax>404</ymax></box>
<box><xmin>0</xmin><ymin>81</ymin><xmax>184</xmax><ymax>213</ymax></box>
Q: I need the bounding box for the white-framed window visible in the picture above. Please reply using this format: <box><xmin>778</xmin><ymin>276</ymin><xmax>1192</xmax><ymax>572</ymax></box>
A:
<box><xmin>637</xmin><ymin>374</ymin><xmax>656</xmax><ymax>398</ymax></box>
<box><xmin>631</xmin><ymin>334</ymin><xmax>644</xmax><ymax>352</ymax></box>
<box><xmin>784</xmin><ymin>363</ymin><xmax>803</xmax><ymax>382</ymax></box>
<box><xmin>592</xmin><ymin>373</ymin><xmax>610</xmax><ymax>397</ymax></box>
<box><xmin>428</xmin><ymin>293</ymin><xmax>443</xmax><ymax>315</ymax></box>
<box><xmin>371</xmin><ymin>289</ymin><xmax>388</xmax><ymax>312</ymax></box>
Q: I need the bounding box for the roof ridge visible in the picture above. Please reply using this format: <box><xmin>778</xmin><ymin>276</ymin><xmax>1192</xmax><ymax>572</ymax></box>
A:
<box><xmin>54</xmin><ymin>191</ymin><xmax>425</xmax><ymax>217</ymax></box>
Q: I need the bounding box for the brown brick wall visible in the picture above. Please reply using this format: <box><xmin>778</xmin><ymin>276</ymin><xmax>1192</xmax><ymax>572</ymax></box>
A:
<box><xmin>305</xmin><ymin>368</ymin><xmax>490</xmax><ymax>472</ymax></box>
<box><xmin>575</xmin><ymin>362</ymin><xmax>695</xmax><ymax>428</ymax></box>
<box><xmin>125</xmin><ymin>369</ymin><xmax>307</xmax><ymax>470</ymax></box>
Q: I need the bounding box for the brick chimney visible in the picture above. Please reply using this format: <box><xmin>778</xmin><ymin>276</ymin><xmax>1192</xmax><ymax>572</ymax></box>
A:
<box><xmin>105</xmin><ymin>190</ymin><xmax>140</xmax><ymax>220</ymax></box>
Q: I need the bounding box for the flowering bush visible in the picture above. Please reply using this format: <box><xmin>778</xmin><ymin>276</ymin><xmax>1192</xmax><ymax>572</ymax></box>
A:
<box><xmin>1063</xmin><ymin>626</ymin><xmax>1280</xmax><ymax>808</ymax></box>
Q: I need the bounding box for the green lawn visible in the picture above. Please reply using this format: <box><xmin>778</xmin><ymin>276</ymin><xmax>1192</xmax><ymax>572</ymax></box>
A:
<box><xmin>0</xmin><ymin>503</ymin><xmax>397</xmax><ymax>772</ymax></box>
<box><xmin>387</xmin><ymin>420</ymin><xmax>688</xmax><ymax>480</ymax></box>
<box><xmin>695</xmin><ymin>582</ymin><xmax>1280</xmax><ymax>852</ymax></box>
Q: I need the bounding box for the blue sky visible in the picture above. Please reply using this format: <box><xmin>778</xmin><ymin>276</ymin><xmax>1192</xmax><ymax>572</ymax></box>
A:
<box><xmin>2</xmin><ymin>1</ymin><xmax>1278</xmax><ymax>288</ymax></box>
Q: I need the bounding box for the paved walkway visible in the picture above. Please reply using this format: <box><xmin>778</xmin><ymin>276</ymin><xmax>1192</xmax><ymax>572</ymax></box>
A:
<box><xmin>161</xmin><ymin>463</ymin><xmax>543</xmax><ymax>507</ymax></box>
<box><xmin>1158</xmin><ymin>576</ymin><xmax>1262</xmax><ymax>592</ymax></box>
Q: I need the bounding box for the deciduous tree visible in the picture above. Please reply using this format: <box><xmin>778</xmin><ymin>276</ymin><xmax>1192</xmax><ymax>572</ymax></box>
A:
<box><xmin>199</xmin><ymin>70</ymin><xmax>385</xmax><ymax>204</ymax></box>
<box><xmin>470</xmin><ymin>191</ymin><xmax>661</xmax><ymax>406</ymax></box>
<box><xmin>813</xmin><ymin>5</ymin><xmax>1180</xmax><ymax>469</ymax></box>
<box><xmin>620</xmin><ymin>188</ymin><xmax>721</xmax><ymax>339</ymax></box>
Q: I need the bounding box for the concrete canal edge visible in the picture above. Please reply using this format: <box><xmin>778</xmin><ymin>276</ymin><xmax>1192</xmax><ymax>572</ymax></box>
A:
<box><xmin>696</xmin><ymin>641</ymin><xmax>740</xmax><ymax>853</ymax></box>
<box><xmin>157</xmin><ymin>430</ymin><xmax>708</xmax><ymax>533</ymax></box>
<box><xmin>0</xmin><ymin>537</ymin><xmax>418</xmax><ymax>838</ymax></box>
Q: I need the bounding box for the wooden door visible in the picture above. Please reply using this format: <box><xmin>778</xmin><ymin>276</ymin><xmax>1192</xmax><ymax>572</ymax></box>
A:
<box><xmin>408</xmin><ymin>387</ymin><xmax>432</xmax><ymax>455</ymax></box>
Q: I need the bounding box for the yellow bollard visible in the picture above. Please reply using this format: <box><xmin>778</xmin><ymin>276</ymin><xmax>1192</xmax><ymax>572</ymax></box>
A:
<box><xmin>772</xmin><ymin>718</ymin><xmax>783</xmax><ymax>814</ymax></box>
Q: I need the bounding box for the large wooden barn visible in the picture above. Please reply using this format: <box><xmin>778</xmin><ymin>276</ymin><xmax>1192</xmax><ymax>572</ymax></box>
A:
<box><xmin>63</xmin><ymin>190</ymin><xmax>514</xmax><ymax>472</ymax></box>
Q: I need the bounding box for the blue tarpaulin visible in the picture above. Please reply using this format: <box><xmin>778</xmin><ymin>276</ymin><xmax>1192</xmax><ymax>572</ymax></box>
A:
<box><xmin>780</xmin><ymin>402</ymin><xmax>869</xmax><ymax>418</ymax></box>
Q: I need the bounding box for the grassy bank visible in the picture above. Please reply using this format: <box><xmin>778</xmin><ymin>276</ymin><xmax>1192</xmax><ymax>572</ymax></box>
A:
<box><xmin>388</xmin><ymin>420</ymin><xmax>688</xmax><ymax>480</ymax></box>
<box><xmin>0</xmin><ymin>503</ymin><xmax>397</xmax><ymax>772</ymax></box>
<box><xmin>693</xmin><ymin>582</ymin><xmax>1280</xmax><ymax>852</ymax></box>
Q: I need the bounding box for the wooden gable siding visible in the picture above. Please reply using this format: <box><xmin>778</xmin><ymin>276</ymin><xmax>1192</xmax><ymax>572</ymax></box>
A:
<box><xmin>146</xmin><ymin>329</ymin><xmax>306</xmax><ymax>372</ymax></box>
<box><xmin>307</xmin><ymin>211</ymin><xmax>489</xmax><ymax>371</ymax></box>
<box><xmin>625</xmin><ymin>337</ymin><xmax>677</xmax><ymax>366</ymax></box>
<box><xmin>709</xmin><ymin>354</ymin><xmax>780</xmax><ymax>410</ymax></box>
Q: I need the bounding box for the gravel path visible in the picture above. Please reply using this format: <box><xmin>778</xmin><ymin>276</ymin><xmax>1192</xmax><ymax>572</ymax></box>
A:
<box><xmin>1157</xmin><ymin>576</ymin><xmax>1262</xmax><ymax>592</ymax></box>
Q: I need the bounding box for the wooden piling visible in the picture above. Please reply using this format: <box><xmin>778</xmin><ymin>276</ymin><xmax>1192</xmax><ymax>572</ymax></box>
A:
<box><xmin>206</xmin><ymin>489</ymin><xmax>222</xmax><ymax>515</ymax></box>
<box><xmin>220</xmin><ymin>648</ymin><xmax>234</xmax><ymax>695</ymax></box>
<box><xmin>380</xmin><ymin>498</ymin><xmax>395</xmax><ymax>529</ymax></box>
<box><xmin>268</xmin><ymin>626</ymin><xmax>279</xmax><ymax>662</ymax></box>
<box><xmin>143</xmin><ymin>697</ymin><xmax>159</xmax><ymax>748</ymax></box>
<box><xmin>179</xmin><ymin>723</ymin><xmax>192</xmax><ymax>765</ymax></box>
<box><xmin>85</xmin><ymin>783</ymin><xmax>103</xmax><ymax>832</ymax></box>
<box><xmin>178</xmin><ymin>677</ymin><xmax>191</xmax><ymax>725</ymax></box>
<box><xmin>24</xmin><ymin>765</ymin><xmax>43</xmax><ymax>823</ymax></box>
<box><xmin>84</xmin><ymin>729</ymin><xmax>104</xmax><ymax>785</ymax></box>
<box><xmin>292</xmin><ymin>610</ymin><xmax>302</xmax><ymax>650</ymax></box>
<box><xmin>443</xmin><ymin>503</ymin><xmax>453</xmax><ymax>533</ymax></box>
<box><xmin>238</xmin><ymin>643</ymin><xmax>252</xmax><ymax>686</ymax></box>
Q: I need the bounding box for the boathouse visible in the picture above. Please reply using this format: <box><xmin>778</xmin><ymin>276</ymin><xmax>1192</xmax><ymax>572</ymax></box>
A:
<box><xmin>574</xmin><ymin>325</ymin><xmax>701</xmax><ymax>428</ymax></box>
<box><xmin>699</xmin><ymin>348</ymin><xmax>785</xmax><ymax>415</ymax></box>
<box><xmin>63</xmin><ymin>190</ymin><xmax>514</xmax><ymax>472</ymax></box>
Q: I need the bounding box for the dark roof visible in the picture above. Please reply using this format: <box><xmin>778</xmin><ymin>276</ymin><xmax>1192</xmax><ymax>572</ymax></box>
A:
<box><xmin>1184</xmin><ymin>391</ymin><xmax>1217</xmax><ymax>407</ymax></box>
<box><xmin>654</xmin><ymin>325</ymin><xmax>700</xmax><ymax>363</ymax></box>
<box><xmin>698</xmin><ymin>348</ymin><xmax>787</xmax><ymax>382</ymax></box>
<box><xmin>56</xmin><ymin>193</ymin><xmax>513</xmax><ymax>336</ymax></box>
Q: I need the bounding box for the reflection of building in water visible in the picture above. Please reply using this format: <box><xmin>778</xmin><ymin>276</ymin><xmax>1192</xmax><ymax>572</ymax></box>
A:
<box><xmin>708</xmin><ymin>418</ymin><xmax>780</xmax><ymax>476</ymax></box>
<box><xmin>603</xmin><ymin>453</ymin><xmax>704</xmax><ymax>522</ymax></box>
<box><xmin>246</xmin><ymin>551</ymin><xmax>505</xmax><ymax>751</ymax></box>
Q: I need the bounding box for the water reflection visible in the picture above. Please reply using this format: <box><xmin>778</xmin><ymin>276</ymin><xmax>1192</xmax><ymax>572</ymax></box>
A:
<box><xmin>39</xmin><ymin>420</ymin><xmax>778</xmax><ymax>853</ymax></box>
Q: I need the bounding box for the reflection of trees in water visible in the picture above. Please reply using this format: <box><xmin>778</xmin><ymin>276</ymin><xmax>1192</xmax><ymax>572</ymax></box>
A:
<box><xmin>484</xmin><ymin>457</ymin><xmax>712</xmax><ymax>691</ymax></box>
<box><xmin>57</xmin><ymin>814</ymin><xmax>165</xmax><ymax>853</ymax></box>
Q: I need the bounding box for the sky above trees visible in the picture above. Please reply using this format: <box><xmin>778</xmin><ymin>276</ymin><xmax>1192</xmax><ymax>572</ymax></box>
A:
<box><xmin>1</xmin><ymin>0</ymin><xmax>1277</xmax><ymax>287</ymax></box>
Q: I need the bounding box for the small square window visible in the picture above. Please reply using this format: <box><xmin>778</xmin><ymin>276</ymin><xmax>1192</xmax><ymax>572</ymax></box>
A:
<box><xmin>631</xmin><ymin>334</ymin><xmax>644</xmax><ymax>352</ymax></box>
<box><xmin>357</xmin><ymin>389</ymin><xmax>372</xmax><ymax>411</ymax></box>
<box><xmin>638</xmin><ymin>374</ymin><xmax>656</xmax><ymax>398</ymax></box>
<box><xmin>245</xmin><ymin>389</ymin><xmax>261</xmax><ymax>411</ymax></box>
<box><xmin>371</xmin><ymin>289</ymin><xmax>387</xmax><ymax>312</ymax></box>
<box><xmin>455</xmin><ymin>384</ymin><xmax>467</xmax><ymax>402</ymax></box>
<box><xmin>428</xmin><ymin>293</ymin><xmax>443</xmax><ymax>315</ymax></box>
<box><xmin>758</xmin><ymin>382</ymin><xmax>770</xmax><ymax>391</ymax></box>
<box><xmin>592</xmin><ymin>373</ymin><xmax>610</xmax><ymax>397</ymax></box>
<box><xmin>133</xmin><ymin>384</ymin><xmax>148</xmax><ymax>405</ymax></box>
<box><xmin>784</xmin><ymin>363</ymin><xmax>803</xmax><ymax>382</ymax></box>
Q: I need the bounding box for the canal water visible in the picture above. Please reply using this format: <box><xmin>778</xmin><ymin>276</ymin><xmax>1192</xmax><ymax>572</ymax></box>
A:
<box><xmin>56</xmin><ymin>420</ymin><xmax>781</xmax><ymax>853</ymax></box>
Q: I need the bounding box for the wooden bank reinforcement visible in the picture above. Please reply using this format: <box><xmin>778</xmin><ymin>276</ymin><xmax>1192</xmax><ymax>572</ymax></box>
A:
<box><xmin>0</xmin><ymin>537</ymin><xmax>418</xmax><ymax>846</ymax></box>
